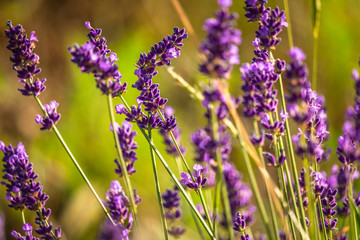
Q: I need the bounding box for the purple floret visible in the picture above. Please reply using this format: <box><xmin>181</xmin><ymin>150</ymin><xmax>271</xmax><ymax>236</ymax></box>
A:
<box><xmin>35</xmin><ymin>100</ymin><xmax>61</xmax><ymax>130</ymax></box>
<box><xmin>180</xmin><ymin>164</ymin><xmax>208</xmax><ymax>190</ymax></box>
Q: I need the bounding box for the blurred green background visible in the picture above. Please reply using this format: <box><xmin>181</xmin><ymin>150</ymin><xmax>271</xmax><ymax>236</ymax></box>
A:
<box><xmin>0</xmin><ymin>0</ymin><xmax>360</xmax><ymax>239</ymax></box>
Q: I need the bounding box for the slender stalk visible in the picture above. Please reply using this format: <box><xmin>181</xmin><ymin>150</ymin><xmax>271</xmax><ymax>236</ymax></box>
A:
<box><xmin>212</xmin><ymin>179</ymin><xmax>221</xmax><ymax>238</ymax></box>
<box><xmin>317</xmin><ymin>195</ymin><xmax>328</xmax><ymax>240</ymax></box>
<box><xmin>209</xmin><ymin>103</ymin><xmax>229</xmax><ymax>238</ymax></box>
<box><xmin>148</xmin><ymin>128</ymin><xmax>169</xmax><ymax>240</ymax></box>
<box><xmin>157</xmin><ymin>109</ymin><xmax>214</xmax><ymax>232</ymax></box>
<box><xmin>283</xmin><ymin>0</ymin><xmax>294</xmax><ymax>49</ymax></box>
<box><xmin>175</xmin><ymin>157</ymin><xmax>206</xmax><ymax>240</ymax></box>
<box><xmin>349</xmin><ymin>173</ymin><xmax>359</xmax><ymax>240</ymax></box>
<box><xmin>221</xmin><ymin>183</ymin><xmax>234</xmax><ymax>240</ymax></box>
<box><xmin>235</xmin><ymin>133</ymin><xmax>273</xmax><ymax>239</ymax></box>
<box><xmin>268</xmin><ymin>112</ymin><xmax>298</xmax><ymax>239</ymax></box>
<box><xmin>304</xmin><ymin>158</ymin><xmax>316</xmax><ymax>240</ymax></box>
<box><xmin>269</xmin><ymin>51</ymin><xmax>308</xmax><ymax>233</ymax></box>
<box><xmin>138</xmin><ymin>127</ymin><xmax>215</xmax><ymax>239</ymax></box>
<box><xmin>21</xmin><ymin>210</ymin><xmax>26</xmax><ymax>225</ymax></box>
<box><xmin>253</xmin><ymin>120</ymin><xmax>278</xmax><ymax>240</ymax></box>
<box><xmin>279</xmin><ymin>165</ymin><xmax>297</xmax><ymax>240</ymax></box>
<box><xmin>107</xmin><ymin>94</ymin><xmax>137</xmax><ymax>221</ymax></box>
<box><xmin>33</xmin><ymin>96</ymin><xmax>116</xmax><ymax>226</ymax></box>
<box><xmin>119</xmin><ymin>96</ymin><xmax>215</xmax><ymax>239</ymax></box>
<box><xmin>311</xmin><ymin>0</ymin><xmax>321</xmax><ymax>90</ymax></box>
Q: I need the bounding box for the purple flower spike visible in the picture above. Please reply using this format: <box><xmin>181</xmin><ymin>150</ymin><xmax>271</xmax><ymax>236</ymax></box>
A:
<box><xmin>104</xmin><ymin>180</ymin><xmax>136</xmax><ymax>237</ymax></box>
<box><xmin>69</xmin><ymin>22</ymin><xmax>127</xmax><ymax>96</ymax></box>
<box><xmin>199</xmin><ymin>0</ymin><xmax>241</xmax><ymax>79</ymax></box>
<box><xmin>5</xmin><ymin>21</ymin><xmax>48</xmax><ymax>97</ymax></box>
<box><xmin>161</xmin><ymin>187</ymin><xmax>186</xmax><ymax>238</ymax></box>
<box><xmin>1</xmin><ymin>142</ymin><xmax>61</xmax><ymax>239</ymax></box>
<box><xmin>35</xmin><ymin>100</ymin><xmax>61</xmax><ymax>130</ymax></box>
<box><xmin>233</xmin><ymin>212</ymin><xmax>246</xmax><ymax>232</ymax></box>
<box><xmin>110</xmin><ymin>122</ymin><xmax>138</xmax><ymax>178</ymax></box>
<box><xmin>244</xmin><ymin>0</ymin><xmax>269</xmax><ymax>22</ymax></box>
<box><xmin>180</xmin><ymin>164</ymin><xmax>207</xmax><ymax>190</ymax></box>
<box><xmin>122</xmin><ymin>27</ymin><xmax>187</xmax><ymax>130</ymax></box>
<box><xmin>12</xmin><ymin>223</ymin><xmax>40</xmax><ymax>240</ymax></box>
<box><xmin>223</xmin><ymin>162</ymin><xmax>253</xmax><ymax>217</ymax></box>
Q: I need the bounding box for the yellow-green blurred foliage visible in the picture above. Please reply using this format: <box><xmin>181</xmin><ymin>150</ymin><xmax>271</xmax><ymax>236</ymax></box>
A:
<box><xmin>0</xmin><ymin>0</ymin><xmax>360</xmax><ymax>239</ymax></box>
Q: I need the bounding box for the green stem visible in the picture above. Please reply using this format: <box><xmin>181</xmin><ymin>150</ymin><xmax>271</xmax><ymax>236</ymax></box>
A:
<box><xmin>235</xmin><ymin>134</ymin><xmax>273</xmax><ymax>239</ymax></box>
<box><xmin>209</xmin><ymin>103</ymin><xmax>230</xmax><ymax>238</ymax></box>
<box><xmin>311</xmin><ymin>0</ymin><xmax>321</xmax><ymax>90</ymax></box>
<box><xmin>253</xmin><ymin>120</ymin><xmax>278</xmax><ymax>240</ymax></box>
<box><xmin>21</xmin><ymin>210</ymin><xmax>26</xmax><ymax>225</ymax></box>
<box><xmin>33</xmin><ymin>96</ymin><xmax>116</xmax><ymax>226</ymax></box>
<box><xmin>221</xmin><ymin>183</ymin><xmax>234</xmax><ymax>240</ymax></box>
<box><xmin>317</xmin><ymin>195</ymin><xmax>328</xmax><ymax>240</ymax></box>
<box><xmin>283</xmin><ymin>0</ymin><xmax>294</xmax><ymax>49</ymax></box>
<box><xmin>148</xmin><ymin>128</ymin><xmax>169</xmax><ymax>240</ymax></box>
<box><xmin>157</xmin><ymin>109</ymin><xmax>214</xmax><ymax>232</ymax></box>
<box><xmin>279</xmin><ymin>165</ymin><xmax>297</xmax><ymax>240</ymax></box>
<box><xmin>269</xmin><ymin>112</ymin><xmax>298</xmax><ymax>239</ymax></box>
<box><xmin>269</xmin><ymin>51</ymin><xmax>308</xmax><ymax>233</ymax></box>
<box><xmin>119</xmin><ymin>95</ymin><xmax>215</xmax><ymax>239</ymax></box>
<box><xmin>175</xmin><ymin>157</ymin><xmax>206</xmax><ymax>240</ymax></box>
<box><xmin>107</xmin><ymin>94</ymin><xmax>137</xmax><ymax>222</ymax></box>
<box><xmin>349</xmin><ymin>172</ymin><xmax>359</xmax><ymax>240</ymax></box>
<box><xmin>304</xmin><ymin>158</ymin><xmax>316</xmax><ymax>240</ymax></box>
<box><xmin>138</xmin><ymin>126</ymin><xmax>215</xmax><ymax>239</ymax></box>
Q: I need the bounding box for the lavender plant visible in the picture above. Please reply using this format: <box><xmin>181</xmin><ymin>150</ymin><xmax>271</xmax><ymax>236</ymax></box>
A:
<box><xmin>1</xmin><ymin>0</ymin><xmax>360</xmax><ymax>239</ymax></box>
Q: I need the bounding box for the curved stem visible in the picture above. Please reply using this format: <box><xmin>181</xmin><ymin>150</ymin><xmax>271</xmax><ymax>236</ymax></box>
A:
<box><xmin>283</xmin><ymin>0</ymin><xmax>294</xmax><ymax>49</ymax></box>
<box><xmin>221</xmin><ymin>183</ymin><xmax>234</xmax><ymax>240</ymax></box>
<box><xmin>119</xmin><ymin>96</ymin><xmax>215</xmax><ymax>239</ymax></box>
<box><xmin>157</xmin><ymin>109</ymin><xmax>214</xmax><ymax>232</ymax></box>
<box><xmin>33</xmin><ymin>96</ymin><xmax>116</xmax><ymax>226</ymax></box>
<box><xmin>107</xmin><ymin>94</ymin><xmax>137</xmax><ymax>222</ymax></box>
<box><xmin>311</xmin><ymin>0</ymin><xmax>321</xmax><ymax>90</ymax></box>
<box><xmin>269</xmin><ymin>52</ymin><xmax>308</xmax><ymax>233</ymax></box>
<box><xmin>317</xmin><ymin>195</ymin><xmax>328</xmax><ymax>240</ymax></box>
<box><xmin>349</xmin><ymin>172</ymin><xmax>358</xmax><ymax>240</ymax></box>
<box><xmin>253</xmin><ymin>120</ymin><xmax>278</xmax><ymax>240</ymax></box>
<box><xmin>138</xmin><ymin>126</ymin><xmax>215</xmax><ymax>239</ymax></box>
<box><xmin>148</xmin><ymin>128</ymin><xmax>169</xmax><ymax>240</ymax></box>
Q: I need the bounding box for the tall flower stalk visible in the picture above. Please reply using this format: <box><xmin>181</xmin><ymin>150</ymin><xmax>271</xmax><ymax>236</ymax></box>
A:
<box><xmin>5</xmin><ymin>21</ymin><xmax>115</xmax><ymax>227</ymax></box>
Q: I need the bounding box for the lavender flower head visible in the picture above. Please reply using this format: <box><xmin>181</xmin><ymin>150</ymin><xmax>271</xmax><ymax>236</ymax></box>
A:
<box><xmin>337</xmin><ymin>60</ymin><xmax>360</xmax><ymax>164</ymax></box>
<box><xmin>180</xmin><ymin>164</ymin><xmax>207</xmax><ymax>190</ymax></box>
<box><xmin>291</xmin><ymin>89</ymin><xmax>330</xmax><ymax>163</ymax></box>
<box><xmin>244</xmin><ymin>1</ymin><xmax>288</xmax><ymax>48</ymax></box>
<box><xmin>110</xmin><ymin>122</ymin><xmax>138</xmax><ymax>177</ymax></box>
<box><xmin>0</xmin><ymin>141</ymin><xmax>61</xmax><ymax>239</ymax></box>
<box><xmin>5</xmin><ymin>21</ymin><xmax>46</xmax><ymax>97</ymax></box>
<box><xmin>11</xmin><ymin>223</ymin><xmax>40</xmax><ymax>240</ymax></box>
<box><xmin>117</xmin><ymin>28</ymin><xmax>187</xmax><ymax>131</ymax></box>
<box><xmin>240</xmin><ymin>60</ymin><xmax>278</xmax><ymax>117</ymax></box>
<box><xmin>159</xmin><ymin>106</ymin><xmax>186</xmax><ymax>157</ymax></box>
<box><xmin>69</xmin><ymin>22</ymin><xmax>126</xmax><ymax>96</ymax></box>
<box><xmin>104</xmin><ymin>180</ymin><xmax>133</xmax><ymax>239</ymax></box>
<box><xmin>223</xmin><ymin>162</ymin><xmax>254</xmax><ymax>217</ymax></box>
<box><xmin>35</xmin><ymin>100</ymin><xmax>61</xmax><ymax>130</ymax></box>
<box><xmin>162</xmin><ymin>187</ymin><xmax>185</xmax><ymax>238</ymax></box>
<box><xmin>199</xmin><ymin>0</ymin><xmax>241</xmax><ymax>79</ymax></box>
